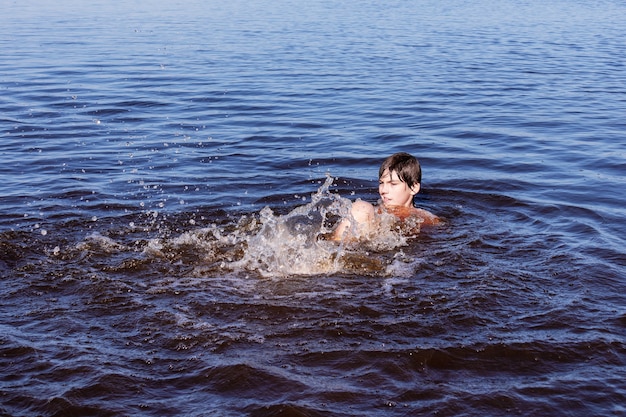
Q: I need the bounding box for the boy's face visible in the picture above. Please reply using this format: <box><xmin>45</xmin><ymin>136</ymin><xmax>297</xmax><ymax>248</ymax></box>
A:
<box><xmin>378</xmin><ymin>169</ymin><xmax>419</xmax><ymax>208</ymax></box>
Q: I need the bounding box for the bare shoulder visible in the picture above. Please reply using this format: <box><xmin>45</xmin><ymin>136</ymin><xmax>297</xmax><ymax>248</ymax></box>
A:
<box><xmin>384</xmin><ymin>205</ymin><xmax>441</xmax><ymax>226</ymax></box>
<box><xmin>412</xmin><ymin>207</ymin><xmax>441</xmax><ymax>226</ymax></box>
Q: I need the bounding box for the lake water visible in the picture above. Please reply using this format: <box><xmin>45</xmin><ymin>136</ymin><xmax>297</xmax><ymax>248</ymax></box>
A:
<box><xmin>1</xmin><ymin>0</ymin><xmax>625</xmax><ymax>415</ymax></box>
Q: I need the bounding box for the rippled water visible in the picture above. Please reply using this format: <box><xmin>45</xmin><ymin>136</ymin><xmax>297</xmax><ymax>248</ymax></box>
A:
<box><xmin>1</xmin><ymin>0</ymin><xmax>625</xmax><ymax>416</ymax></box>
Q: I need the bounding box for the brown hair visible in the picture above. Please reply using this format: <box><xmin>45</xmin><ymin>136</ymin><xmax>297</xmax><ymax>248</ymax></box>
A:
<box><xmin>378</xmin><ymin>152</ymin><xmax>422</xmax><ymax>187</ymax></box>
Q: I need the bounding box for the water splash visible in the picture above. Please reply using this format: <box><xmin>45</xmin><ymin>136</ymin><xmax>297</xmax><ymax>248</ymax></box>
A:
<box><xmin>214</xmin><ymin>175</ymin><xmax>414</xmax><ymax>277</ymax></box>
<box><xmin>67</xmin><ymin>175</ymin><xmax>419</xmax><ymax>278</ymax></box>
<box><xmin>230</xmin><ymin>176</ymin><xmax>350</xmax><ymax>276</ymax></box>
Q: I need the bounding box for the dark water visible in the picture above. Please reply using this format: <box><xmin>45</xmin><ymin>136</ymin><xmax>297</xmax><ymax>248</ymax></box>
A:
<box><xmin>1</xmin><ymin>0</ymin><xmax>625</xmax><ymax>415</ymax></box>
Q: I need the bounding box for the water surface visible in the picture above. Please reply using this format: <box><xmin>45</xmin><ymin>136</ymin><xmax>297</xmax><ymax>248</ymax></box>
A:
<box><xmin>1</xmin><ymin>0</ymin><xmax>625</xmax><ymax>416</ymax></box>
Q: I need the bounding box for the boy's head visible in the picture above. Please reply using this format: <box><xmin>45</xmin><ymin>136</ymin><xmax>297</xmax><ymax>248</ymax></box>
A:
<box><xmin>379</xmin><ymin>152</ymin><xmax>422</xmax><ymax>188</ymax></box>
<box><xmin>378</xmin><ymin>152</ymin><xmax>422</xmax><ymax>208</ymax></box>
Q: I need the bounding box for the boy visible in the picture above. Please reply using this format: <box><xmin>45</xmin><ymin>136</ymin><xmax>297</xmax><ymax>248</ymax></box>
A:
<box><xmin>332</xmin><ymin>152</ymin><xmax>440</xmax><ymax>241</ymax></box>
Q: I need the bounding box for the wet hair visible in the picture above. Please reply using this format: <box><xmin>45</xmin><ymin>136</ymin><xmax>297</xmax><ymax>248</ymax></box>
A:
<box><xmin>378</xmin><ymin>152</ymin><xmax>422</xmax><ymax>187</ymax></box>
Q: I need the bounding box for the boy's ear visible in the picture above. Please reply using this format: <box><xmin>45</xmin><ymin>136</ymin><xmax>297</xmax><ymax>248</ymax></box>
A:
<box><xmin>410</xmin><ymin>183</ymin><xmax>421</xmax><ymax>195</ymax></box>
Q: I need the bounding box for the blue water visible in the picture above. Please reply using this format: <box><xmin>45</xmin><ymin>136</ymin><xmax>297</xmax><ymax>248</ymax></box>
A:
<box><xmin>1</xmin><ymin>0</ymin><xmax>625</xmax><ymax>416</ymax></box>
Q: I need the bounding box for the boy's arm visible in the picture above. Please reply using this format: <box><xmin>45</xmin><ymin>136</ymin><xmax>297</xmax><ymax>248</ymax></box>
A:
<box><xmin>331</xmin><ymin>200</ymin><xmax>375</xmax><ymax>241</ymax></box>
